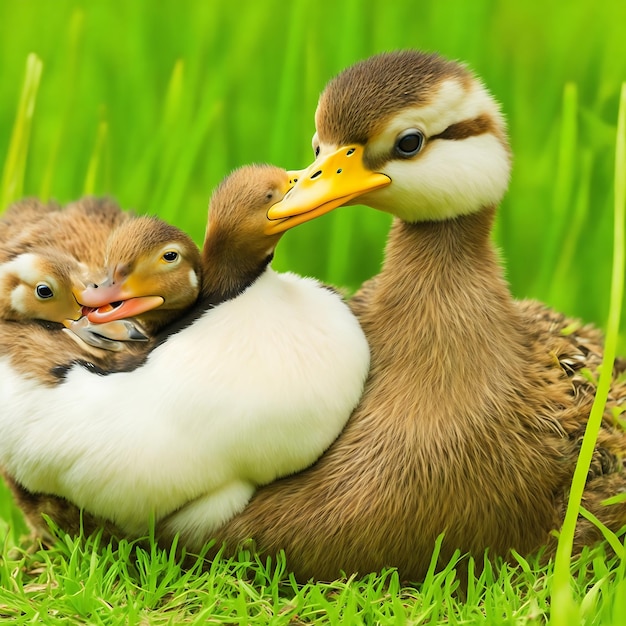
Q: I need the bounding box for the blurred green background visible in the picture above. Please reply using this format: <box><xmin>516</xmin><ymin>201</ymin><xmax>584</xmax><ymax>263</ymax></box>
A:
<box><xmin>0</xmin><ymin>0</ymin><xmax>625</xmax><ymax>333</ymax></box>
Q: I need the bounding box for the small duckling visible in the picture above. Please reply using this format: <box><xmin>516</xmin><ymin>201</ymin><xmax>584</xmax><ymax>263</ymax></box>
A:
<box><xmin>0</xmin><ymin>165</ymin><xmax>369</xmax><ymax>545</ymax></box>
<box><xmin>0</xmin><ymin>249</ymin><xmax>84</xmax><ymax>323</ymax></box>
<box><xmin>79</xmin><ymin>215</ymin><xmax>202</xmax><ymax>336</ymax></box>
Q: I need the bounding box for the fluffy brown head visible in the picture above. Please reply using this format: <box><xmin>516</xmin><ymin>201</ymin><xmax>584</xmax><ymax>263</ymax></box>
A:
<box><xmin>316</xmin><ymin>50</ymin><xmax>469</xmax><ymax>145</ymax></box>
<box><xmin>102</xmin><ymin>215</ymin><xmax>202</xmax><ymax>315</ymax></box>
<box><xmin>202</xmin><ymin>164</ymin><xmax>291</xmax><ymax>299</ymax></box>
<box><xmin>0</xmin><ymin>250</ymin><xmax>85</xmax><ymax>323</ymax></box>
<box><xmin>1</xmin><ymin>197</ymin><xmax>129</xmax><ymax>267</ymax></box>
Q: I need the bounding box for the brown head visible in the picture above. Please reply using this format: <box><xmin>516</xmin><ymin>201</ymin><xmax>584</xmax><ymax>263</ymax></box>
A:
<box><xmin>201</xmin><ymin>164</ymin><xmax>294</xmax><ymax>300</ymax></box>
<box><xmin>80</xmin><ymin>216</ymin><xmax>202</xmax><ymax>332</ymax></box>
<box><xmin>0</xmin><ymin>250</ymin><xmax>85</xmax><ymax>323</ymax></box>
<box><xmin>267</xmin><ymin>49</ymin><xmax>511</xmax><ymax>227</ymax></box>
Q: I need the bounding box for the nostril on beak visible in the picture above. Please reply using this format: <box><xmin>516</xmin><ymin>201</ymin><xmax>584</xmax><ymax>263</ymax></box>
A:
<box><xmin>310</xmin><ymin>170</ymin><xmax>322</xmax><ymax>180</ymax></box>
<box><xmin>289</xmin><ymin>177</ymin><xmax>299</xmax><ymax>184</ymax></box>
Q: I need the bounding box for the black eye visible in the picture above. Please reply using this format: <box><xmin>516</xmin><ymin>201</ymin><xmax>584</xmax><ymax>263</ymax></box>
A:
<box><xmin>162</xmin><ymin>251</ymin><xmax>179</xmax><ymax>262</ymax></box>
<box><xmin>36</xmin><ymin>283</ymin><xmax>54</xmax><ymax>299</ymax></box>
<box><xmin>395</xmin><ymin>129</ymin><xmax>425</xmax><ymax>158</ymax></box>
<box><xmin>314</xmin><ymin>145</ymin><xmax>320</xmax><ymax>157</ymax></box>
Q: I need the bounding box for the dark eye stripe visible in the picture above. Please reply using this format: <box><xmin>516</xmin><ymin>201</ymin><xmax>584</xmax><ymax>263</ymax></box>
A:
<box><xmin>431</xmin><ymin>114</ymin><xmax>494</xmax><ymax>141</ymax></box>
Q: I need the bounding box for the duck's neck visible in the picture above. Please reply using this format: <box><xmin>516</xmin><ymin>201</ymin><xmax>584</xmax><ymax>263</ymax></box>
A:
<box><xmin>361</xmin><ymin>206</ymin><xmax>528</xmax><ymax>403</ymax></box>
<box><xmin>200</xmin><ymin>234</ymin><xmax>273</xmax><ymax>306</ymax></box>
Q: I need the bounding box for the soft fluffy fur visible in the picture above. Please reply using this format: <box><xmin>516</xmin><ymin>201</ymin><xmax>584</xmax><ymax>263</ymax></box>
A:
<box><xmin>0</xmin><ymin>166</ymin><xmax>370</xmax><ymax>544</ymax></box>
<box><xmin>178</xmin><ymin>50</ymin><xmax>624</xmax><ymax>581</ymax></box>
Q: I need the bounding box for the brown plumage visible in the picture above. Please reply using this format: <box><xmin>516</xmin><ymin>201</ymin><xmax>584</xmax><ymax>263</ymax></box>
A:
<box><xmin>170</xmin><ymin>50</ymin><xmax>624</xmax><ymax>581</ymax></box>
<box><xmin>82</xmin><ymin>215</ymin><xmax>202</xmax><ymax>336</ymax></box>
<box><xmin>0</xmin><ymin>197</ymin><xmax>130</xmax><ymax>265</ymax></box>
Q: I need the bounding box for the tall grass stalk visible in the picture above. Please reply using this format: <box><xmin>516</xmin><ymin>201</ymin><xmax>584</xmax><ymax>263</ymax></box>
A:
<box><xmin>39</xmin><ymin>9</ymin><xmax>84</xmax><ymax>200</ymax></box>
<box><xmin>83</xmin><ymin>118</ymin><xmax>108</xmax><ymax>196</ymax></box>
<box><xmin>550</xmin><ymin>82</ymin><xmax>626</xmax><ymax>625</ymax></box>
<box><xmin>537</xmin><ymin>83</ymin><xmax>579</xmax><ymax>297</ymax></box>
<box><xmin>0</xmin><ymin>53</ymin><xmax>42</xmax><ymax>209</ymax></box>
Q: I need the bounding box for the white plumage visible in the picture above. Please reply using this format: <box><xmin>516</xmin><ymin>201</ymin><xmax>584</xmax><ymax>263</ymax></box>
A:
<box><xmin>0</xmin><ymin>267</ymin><xmax>369</xmax><ymax>538</ymax></box>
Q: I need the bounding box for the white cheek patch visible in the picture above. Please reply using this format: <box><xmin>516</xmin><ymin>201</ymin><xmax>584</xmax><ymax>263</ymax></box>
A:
<box><xmin>10</xmin><ymin>284</ymin><xmax>29</xmax><ymax>315</ymax></box>
<box><xmin>1</xmin><ymin>254</ymin><xmax>41</xmax><ymax>286</ymax></box>
<box><xmin>366</xmin><ymin>133</ymin><xmax>511</xmax><ymax>221</ymax></box>
<box><xmin>188</xmin><ymin>269</ymin><xmax>199</xmax><ymax>290</ymax></box>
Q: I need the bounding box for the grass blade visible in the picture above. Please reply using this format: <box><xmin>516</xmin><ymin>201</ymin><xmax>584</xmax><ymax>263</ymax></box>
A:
<box><xmin>550</xmin><ymin>82</ymin><xmax>626</xmax><ymax>625</ymax></box>
<box><xmin>0</xmin><ymin>53</ymin><xmax>43</xmax><ymax>210</ymax></box>
<box><xmin>83</xmin><ymin>117</ymin><xmax>109</xmax><ymax>196</ymax></box>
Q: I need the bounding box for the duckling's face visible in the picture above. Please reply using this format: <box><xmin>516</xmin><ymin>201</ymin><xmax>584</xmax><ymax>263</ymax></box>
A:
<box><xmin>267</xmin><ymin>50</ymin><xmax>511</xmax><ymax>227</ymax></box>
<box><xmin>0</xmin><ymin>252</ymin><xmax>85</xmax><ymax>323</ymax></box>
<box><xmin>79</xmin><ymin>216</ymin><xmax>201</xmax><ymax>324</ymax></box>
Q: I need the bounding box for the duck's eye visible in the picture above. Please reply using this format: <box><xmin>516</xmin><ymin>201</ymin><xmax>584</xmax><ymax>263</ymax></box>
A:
<box><xmin>35</xmin><ymin>283</ymin><xmax>54</xmax><ymax>299</ymax></box>
<box><xmin>395</xmin><ymin>130</ymin><xmax>425</xmax><ymax>158</ymax></box>
<box><xmin>314</xmin><ymin>145</ymin><xmax>320</xmax><ymax>157</ymax></box>
<box><xmin>162</xmin><ymin>251</ymin><xmax>179</xmax><ymax>263</ymax></box>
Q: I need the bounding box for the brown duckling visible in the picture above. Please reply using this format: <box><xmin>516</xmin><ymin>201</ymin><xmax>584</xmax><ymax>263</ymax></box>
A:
<box><xmin>188</xmin><ymin>50</ymin><xmax>626</xmax><ymax>582</ymax></box>
<box><xmin>0</xmin><ymin>196</ymin><xmax>145</xmax><ymax>348</ymax></box>
<box><xmin>79</xmin><ymin>215</ymin><xmax>202</xmax><ymax>336</ymax></box>
<box><xmin>0</xmin><ymin>249</ymin><xmax>85</xmax><ymax>324</ymax></box>
<box><xmin>0</xmin><ymin>165</ymin><xmax>370</xmax><ymax>544</ymax></box>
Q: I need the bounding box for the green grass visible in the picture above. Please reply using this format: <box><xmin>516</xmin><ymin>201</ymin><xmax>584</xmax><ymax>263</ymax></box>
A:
<box><xmin>1</xmin><ymin>0</ymin><xmax>626</xmax><ymax>623</ymax></box>
<box><xmin>0</xmin><ymin>526</ymin><xmax>625</xmax><ymax>625</ymax></box>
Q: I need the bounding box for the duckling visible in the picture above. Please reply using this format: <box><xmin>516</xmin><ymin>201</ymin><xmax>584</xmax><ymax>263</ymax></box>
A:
<box><xmin>0</xmin><ymin>197</ymin><xmax>152</xmax><ymax>354</ymax></box>
<box><xmin>0</xmin><ymin>249</ymin><xmax>85</xmax><ymax>323</ymax></box>
<box><xmin>78</xmin><ymin>215</ymin><xmax>202</xmax><ymax>336</ymax></box>
<box><xmin>190</xmin><ymin>50</ymin><xmax>626</xmax><ymax>582</ymax></box>
<box><xmin>0</xmin><ymin>164</ymin><xmax>370</xmax><ymax>543</ymax></box>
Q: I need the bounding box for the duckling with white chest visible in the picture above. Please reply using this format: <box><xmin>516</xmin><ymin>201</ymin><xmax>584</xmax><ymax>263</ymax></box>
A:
<box><xmin>198</xmin><ymin>51</ymin><xmax>626</xmax><ymax>582</ymax></box>
<box><xmin>0</xmin><ymin>164</ymin><xmax>370</xmax><ymax>542</ymax></box>
<box><xmin>0</xmin><ymin>211</ymin><xmax>201</xmax><ymax>538</ymax></box>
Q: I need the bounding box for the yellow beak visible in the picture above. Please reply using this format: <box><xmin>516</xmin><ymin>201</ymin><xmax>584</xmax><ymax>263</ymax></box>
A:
<box><xmin>265</xmin><ymin>145</ymin><xmax>391</xmax><ymax>234</ymax></box>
